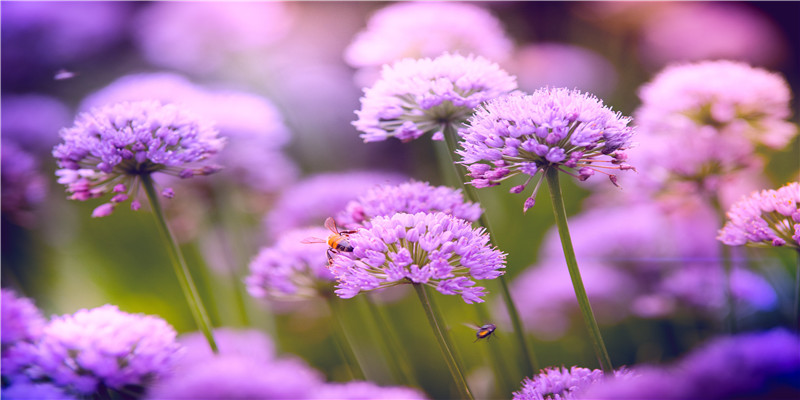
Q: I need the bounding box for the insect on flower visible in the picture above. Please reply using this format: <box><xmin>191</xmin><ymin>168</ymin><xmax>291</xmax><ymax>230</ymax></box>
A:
<box><xmin>465</xmin><ymin>323</ymin><xmax>497</xmax><ymax>342</ymax></box>
<box><xmin>301</xmin><ymin>217</ymin><xmax>357</xmax><ymax>264</ymax></box>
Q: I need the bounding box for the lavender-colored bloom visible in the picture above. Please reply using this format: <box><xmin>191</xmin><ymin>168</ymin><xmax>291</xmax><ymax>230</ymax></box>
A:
<box><xmin>133</xmin><ymin>2</ymin><xmax>293</xmax><ymax>76</ymax></box>
<box><xmin>459</xmin><ymin>88</ymin><xmax>635</xmax><ymax>212</ymax></box>
<box><xmin>52</xmin><ymin>100</ymin><xmax>225</xmax><ymax>217</ymax></box>
<box><xmin>1</xmin><ymin>95</ymin><xmax>70</xmax><ymax>154</ymax></box>
<box><xmin>176</xmin><ymin>328</ymin><xmax>275</xmax><ymax>368</ymax></box>
<box><xmin>26</xmin><ymin>305</ymin><xmax>180</xmax><ymax>395</ymax></box>
<box><xmin>147</xmin><ymin>355</ymin><xmax>322</xmax><ymax>400</ymax></box>
<box><xmin>1</xmin><ymin>289</ymin><xmax>45</xmax><ymax>348</ymax></box>
<box><xmin>582</xmin><ymin>329</ymin><xmax>800</xmax><ymax>399</ymax></box>
<box><xmin>311</xmin><ymin>381</ymin><xmax>428</xmax><ymax>399</ymax></box>
<box><xmin>1</xmin><ymin>382</ymin><xmax>75</xmax><ymax>400</ymax></box>
<box><xmin>634</xmin><ymin>61</ymin><xmax>796</xmax><ymax>189</ymax></box>
<box><xmin>345</xmin><ymin>2</ymin><xmax>512</xmax><ymax>85</ymax></box>
<box><xmin>246</xmin><ymin>227</ymin><xmax>335</xmax><ymax>301</ymax></box>
<box><xmin>80</xmin><ymin>72</ymin><xmax>297</xmax><ymax>192</ymax></box>
<box><xmin>336</xmin><ymin>180</ymin><xmax>482</xmax><ymax>229</ymax></box>
<box><xmin>1</xmin><ymin>142</ymin><xmax>48</xmax><ymax>227</ymax></box>
<box><xmin>329</xmin><ymin>212</ymin><xmax>506</xmax><ymax>303</ymax></box>
<box><xmin>264</xmin><ymin>171</ymin><xmax>406</xmax><ymax>240</ymax></box>
<box><xmin>353</xmin><ymin>53</ymin><xmax>517</xmax><ymax>143</ymax></box>
<box><xmin>718</xmin><ymin>182</ymin><xmax>800</xmax><ymax>248</ymax></box>
<box><xmin>514</xmin><ymin>366</ymin><xmax>633</xmax><ymax>400</ymax></box>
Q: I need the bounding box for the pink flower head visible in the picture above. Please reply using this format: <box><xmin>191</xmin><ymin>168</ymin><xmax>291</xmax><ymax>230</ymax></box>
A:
<box><xmin>718</xmin><ymin>182</ymin><xmax>800</xmax><ymax>248</ymax></box>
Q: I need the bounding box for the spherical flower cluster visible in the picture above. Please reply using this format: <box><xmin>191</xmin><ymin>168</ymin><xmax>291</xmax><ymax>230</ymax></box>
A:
<box><xmin>329</xmin><ymin>212</ymin><xmax>506</xmax><ymax>303</ymax></box>
<box><xmin>311</xmin><ymin>381</ymin><xmax>428</xmax><ymax>400</ymax></box>
<box><xmin>1</xmin><ymin>289</ymin><xmax>45</xmax><ymax>348</ymax></box>
<box><xmin>27</xmin><ymin>305</ymin><xmax>181</xmax><ymax>395</ymax></box>
<box><xmin>345</xmin><ymin>2</ymin><xmax>512</xmax><ymax>69</ymax></box>
<box><xmin>353</xmin><ymin>53</ymin><xmax>517</xmax><ymax>143</ymax></box>
<box><xmin>336</xmin><ymin>180</ymin><xmax>482</xmax><ymax>229</ymax></box>
<box><xmin>718</xmin><ymin>182</ymin><xmax>800</xmax><ymax>248</ymax></box>
<box><xmin>52</xmin><ymin>100</ymin><xmax>225</xmax><ymax>217</ymax></box>
<box><xmin>513</xmin><ymin>366</ymin><xmax>633</xmax><ymax>400</ymax></box>
<box><xmin>246</xmin><ymin>227</ymin><xmax>336</xmax><ymax>301</ymax></box>
<box><xmin>634</xmin><ymin>61</ymin><xmax>796</xmax><ymax>186</ymax></box>
<box><xmin>458</xmin><ymin>88</ymin><xmax>635</xmax><ymax>212</ymax></box>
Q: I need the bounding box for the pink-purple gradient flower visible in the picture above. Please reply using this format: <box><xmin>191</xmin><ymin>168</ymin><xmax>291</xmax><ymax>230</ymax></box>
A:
<box><xmin>458</xmin><ymin>88</ymin><xmax>635</xmax><ymax>212</ymax></box>
<box><xmin>24</xmin><ymin>305</ymin><xmax>180</xmax><ymax>395</ymax></box>
<box><xmin>513</xmin><ymin>366</ymin><xmax>633</xmax><ymax>400</ymax></box>
<box><xmin>329</xmin><ymin>212</ymin><xmax>506</xmax><ymax>303</ymax></box>
<box><xmin>336</xmin><ymin>180</ymin><xmax>482</xmax><ymax>229</ymax></box>
<box><xmin>52</xmin><ymin>101</ymin><xmax>225</xmax><ymax>217</ymax></box>
<box><xmin>718</xmin><ymin>182</ymin><xmax>800</xmax><ymax>248</ymax></box>
<box><xmin>353</xmin><ymin>53</ymin><xmax>517</xmax><ymax>143</ymax></box>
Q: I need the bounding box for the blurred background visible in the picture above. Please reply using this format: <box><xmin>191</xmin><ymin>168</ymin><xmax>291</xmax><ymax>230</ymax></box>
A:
<box><xmin>2</xmin><ymin>2</ymin><xmax>799</xmax><ymax>398</ymax></box>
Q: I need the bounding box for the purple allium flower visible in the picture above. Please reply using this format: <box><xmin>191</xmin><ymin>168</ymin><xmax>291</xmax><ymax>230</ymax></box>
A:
<box><xmin>1</xmin><ymin>382</ymin><xmax>75</xmax><ymax>400</ymax></box>
<box><xmin>80</xmin><ymin>72</ymin><xmax>297</xmax><ymax>192</ymax></box>
<box><xmin>353</xmin><ymin>53</ymin><xmax>517</xmax><ymax>143</ymax></box>
<box><xmin>1</xmin><ymin>95</ymin><xmax>70</xmax><ymax>154</ymax></box>
<box><xmin>176</xmin><ymin>328</ymin><xmax>275</xmax><ymax>367</ymax></box>
<box><xmin>1</xmin><ymin>289</ymin><xmax>45</xmax><ymax>348</ymax></box>
<box><xmin>458</xmin><ymin>88</ymin><xmax>635</xmax><ymax>212</ymax></box>
<box><xmin>133</xmin><ymin>2</ymin><xmax>293</xmax><ymax>76</ymax></box>
<box><xmin>345</xmin><ymin>2</ymin><xmax>513</xmax><ymax>85</ymax></box>
<box><xmin>246</xmin><ymin>226</ymin><xmax>336</xmax><ymax>301</ymax></box>
<box><xmin>329</xmin><ymin>212</ymin><xmax>506</xmax><ymax>303</ymax></box>
<box><xmin>718</xmin><ymin>182</ymin><xmax>800</xmax><ymax>248</ymax></box>
<box><xmin>1</xmin><ymin>142</ymin><xmax>49</xmax><ymax>227</ymax></box>
<box><xmin>27</xmin><ymin>305</ymin><xmax>180</xmax><ymax>395</ymax></box>
<box><xmin>582</xmin><ymin>329</ymin><xmax>800</xmax><ymax>399</ymax></box>
<box><xmin>513</xmin><ymin>366</ymin><xmax>634</xmax><ymax>400</ymax></box>
<box><xmin>311</xmin><ymin>381</ymin><xmax>428</xmax><ymax>400</ymax></box>
<box><xmin>264</xmin><ymin>171</ymin><xmax>406</xmax><ymax>240</ymax></box>
<box><xmin>634</xmin><ymin>61</ymin><xmax>796</xmax><ymax>188</ymax></box>
<box><xmin>52</xmin><ymin>100</ymin><xmax>225</xmax><ymax>217</ymax></box>
<box><xmin>336</xmin><ymin>180</ymin><xmax>482</xmax><ymax>229</ymax></box>
<box><xmin>146</xmin><ymin>355</ymin><xmax>323</xmax><ymax>400</ymax></box>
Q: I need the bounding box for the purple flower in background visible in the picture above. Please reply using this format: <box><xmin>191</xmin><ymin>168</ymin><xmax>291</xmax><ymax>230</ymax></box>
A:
<box><xmin>246</xmin><ymin>226</ymin><xmax>336</xmax><ymax>301</ymax></box>
<box><xmin>345</xmin><ymin>2</ymin><xmax>513</xmax><ymax>85</ymax></box>
<box><xmin>329</xmin><ymin>212</ymin><xmax>506</xmax><ymax>303</ymax></box>
<box><xmin>52</xmin><ymin>101</ymin><xmax>225</xmax><ymax>217</ymax></box>
<box><xmin>133</xmin><ymin>2</ymin><xmax>293</xmax><ymax>76</ymax></box>
<box><xmin>634</xmin><ymin>61</ymin><xmax>796</xmax><ymax>190</ymax></box>
<box><xmin>1</xmin><ymin>143</ymin><xmax>49</xmax><ymax>227</ymax></box>
<box><xmin>1</xmin><ymin>95</ymin><xmax>70</xmax><ymax>154</ymax></box>
<box><xmin>513</xmin><ymin>366</ymin><xmax>633</xmax><ymax>400</ymax></box>
<box><xmin>1</xmin><ymin>382</ymin><xmax>75</xmax><ymax>400</ymax></box>
<box><xmin>80</xmin><ymin>72</ymin><xmax>297</xmax><ymax>193</ymax></box>
<box><xmin>582</xmin><ymin>329</ymin><xmax>800</xmax><ymax>399</ymax></box>
<box><xmin>353</xmin><ymin>53</ymin><xmax>517</xmax><ymax>143</ymax></box>
<box><xmin>1</xmin><ymin>289</ymin><xmax>45</xmax><ymax>348</ymax></box>
<box><xmin>718</xmin><ymin>182</ymin><xmax>800</xmax><ymax>248</ymax></box>
<box><xmin>311</xmin><ymin>381</ymin><xmax>428</xmax><ymax>399</ymax></box>
<box><xmin>27</xmin><ymin>305</ymin><xmax>180</xmax><ymax>395</ymax></box>
<box><xmin>264</xmin><ymin>171</ymin><xmax>406</xmax><ymax>240</ymax></box>
<box><xmin>336</xmin><ymin>180</ymin><xmax>482</xmax><ymax>228</ymax></box>
<box><xmin>176</xmin><ymin>328</ymin><xmax>275</xmax><ymax>367</ymax></box>
<box><xmin>458</xmin><ymin>88</ymin><xmax>635</xmax><ymax>212</ymax></box>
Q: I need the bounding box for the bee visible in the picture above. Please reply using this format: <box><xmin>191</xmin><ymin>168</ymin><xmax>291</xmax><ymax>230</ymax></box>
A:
<box><xmin>465</xmin><ymin>323</ymin><xmax>497</xmax><ymax>342</ymax></box>
<box><xmin>301</xmin><ymin>217</ymin><xmax>356</xmax><ymax>264</ymax></box>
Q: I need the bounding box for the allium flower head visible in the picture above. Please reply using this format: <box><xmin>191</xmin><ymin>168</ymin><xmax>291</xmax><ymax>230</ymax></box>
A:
<box><xmin>345</xmin><ymin>2</ymin><xmax>513</xmax><ymax>69</ymax></box>
<box><xmin>459</xmin><ymin>88</ymin><xmax>635</xmax><ymax>212</ymax></box>
<box><xmin>353</xmin><ymin>53</ymin><xmax>517</xmax><ymax>143</ymax></box>
<box><xmin>311</xmin><ymin>381</ymin><xmax>428</xmax><ymax>399</ymax></box>
<box><xmin>718</xmin><ymin>182</ymin><xmax>800</xmax><ymax>248</ymax></box>
<box><xmin>336</xmin><ymin>180</ymin><xmax>482</xmax><ymax>228</ymax></box>
<box><xmin>1</xmin><ymin>289</ymin><xmax>45</xmax><ymax>348</ymax></box>
<box><xmin>513</xmin><ymin>366</ymin><xmax>633</xmax><ymax>400</ymax></box>
<box><xmin>329</xmin><ymin>212</ymin><xmax>506</xmax><ymax>303</ymax></box>
<box><xmin>634</xmin><ymin>61</ymin><xmax>796</xmax><ymax>186</ymax></box>
<box><xmin>28</xmin><ymin>305</ymin><xmax>180</xmax><ymax>395</ymax></box>
<box><xmin>177</xmin><ymin>328</ymin><xmax>274</xmax><ymax>368</ymax></box>
<box><xmin>247</xmin><ymin>227</ymin><xmax>336</xmax><ymax>301</ymax></box>
<box><xmin>52</xmin><ymin>100</ymin><xmax>225</xmax><ymax>217</ymax></box>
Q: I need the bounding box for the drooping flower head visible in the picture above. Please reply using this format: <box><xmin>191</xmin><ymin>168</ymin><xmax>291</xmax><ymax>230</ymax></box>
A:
<box><xmin>353</xmin><ymin>53</ymin><xmax>517</xmax><ymax>143</ymax></box>
<box><xmin>311</xmin><ymin>381</ymin><xmax>428</xmax><ymax>400</ymax></box>
<box><xmin>336</xmin><ymin>180</ymin><xmax>482</xmax><ymax>229</ymax></box>
<box><xmin>458</xmin><ymin>88</ymin><xmax>635</xmax><ymax>212</ymax></box>
<box><xmin>246</xmin><ymin>226</ymin><xmax>336</xmax><ymax>302</ymax></box>
<box><xmin>52</xmin><ymin>100</ymin><xmax>225</xmax><ymax>217</ymax></box>
<box><xmin>634</xmin><ymin>60</ymin><xmax>796</xmax><ymax>191</ymax></box>
<box><xmin>513</xmin><ymin>366</ymin><xmax>633</xmax><ymax>400</ymax></box>
<box><xmin>26</xmin><ymin>305</ymin><xmax>181</xmax><ymax>395</ymax></box>
<box><xmin>718</xmin><ymin>182</ymin><xmax>800</xmax><ymax>248</ymax></box>
<box><xmin>329</xmin><ymin>212</ymin><xmax>506</xmax><ymax>303</ymax></box>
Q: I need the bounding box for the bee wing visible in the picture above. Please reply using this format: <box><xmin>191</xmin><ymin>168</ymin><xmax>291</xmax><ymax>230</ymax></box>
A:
<box><xmin>300</xmin><ymin>236</ymin><xmax>327</xmax><ymax>244</ymax></box>
<box><xmin>324</xmin><ymin>217</ymin><xmax>339</xmax><ymax>234</ymax></box>
<box><xmin>462</xmin><ymin>322</ymin><xmax>481</xmax><ymax>331</ymax></box>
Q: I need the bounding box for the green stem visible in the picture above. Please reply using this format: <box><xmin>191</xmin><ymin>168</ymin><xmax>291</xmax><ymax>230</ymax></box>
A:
<box><xmin>413</xmin><ymin>284</ymin><xmax>474</xmax><ymax>400</ymax></box>
<box><xmin>442</xmin><ymin>123</ymin><xmax>539</xmax><ymax>376</ymax></box>
<box><xmin>326</xmin><ymin>297</ymin><xmax>367</xmax><ymax>381</ymax></box>
<box><xmin>544</xmin><ymin>168</ymin><xmax>613</xmax><ymax>375</ymax></box>
<box><xmin>140</xmin><ymin>174</ymin><xmax>218</xmax><ymax>353</ymax></box>
<box><xmin>364</xmin><ymin>295</ymin><xmax>419</xmax><ymax>386</ymax></box>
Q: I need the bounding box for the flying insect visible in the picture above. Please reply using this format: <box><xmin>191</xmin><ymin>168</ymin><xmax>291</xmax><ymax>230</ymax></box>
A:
<box><xmin>465</xmin><ymin>323</ymin><xmax>497</xmax><ymax>342</ymax></box>
<box><xmin>301</xmin><ymin>217</ymin><xmax>356</xmax><ymax>264</ymax></box>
